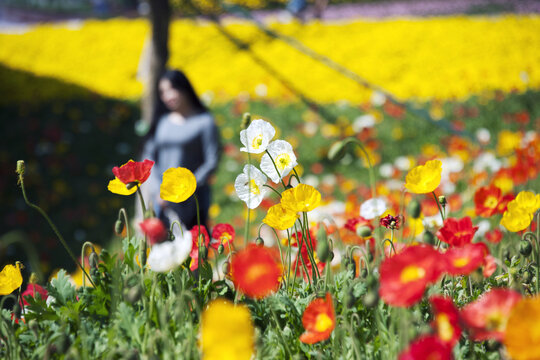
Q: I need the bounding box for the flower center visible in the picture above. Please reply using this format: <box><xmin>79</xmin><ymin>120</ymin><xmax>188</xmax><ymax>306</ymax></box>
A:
<box><xmin>247</xmin><ymin>179</ymin><xmax>260</xmax><ymax>195</ymax></box>
<box><xmin>246</xmin><ymin>264</ymin><xmax>269</xmax><ymax>283</ymax></box>
<box><xmin>486</xmin><ymin>311</ymin><xmax>506</xmax><ymax>331</ymax></box>
<box><xmin>484</xmin><ymin>196</ymin><xmax>498</xmax><ymax>209</ymax></box>
<box><xmin>251</xmin><ymin>134</ymin><xmax>264</xmax><ymax>149</ymax></box>
<box><xmin>219</xmin><ymin>232</ymin><xmax>232</xmax><ymax>244</ymax></box>
<box><xmin>276</xmin><ymin>153</ymin><xmax>291</xmax><ymax>171</ymax></box>
<box><xmin>314</xmin><ymin>313</ymin><xmax>333</xmax><ymax>332</ymax></box>
<box><xmin>400</xmin><ymin>265</ymin><xmax>426</xmax><ymax>283</ymax></box>
<box><xmin>436</xmin><ymin>313</ymin><xmax>454</xmax><ymax>342</ymax></box>
<box><xmin>453</xmin><ymin>257</ymin><xmax>469</xmax><ymax>268</ymax></box>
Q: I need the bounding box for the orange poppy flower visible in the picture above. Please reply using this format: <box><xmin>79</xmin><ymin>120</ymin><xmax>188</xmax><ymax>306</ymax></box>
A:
<box><xmin>112</xmin><ymin>159</ymin><xmax>154</xmax><ymax>185</ymax></box>
<box><xmin>460</xmin><ymin>288</ymin><xmax>521</xmax><ymax>341</ymax></box>
<box><xmin>230</xmin><ymin>244</ymin><xmax>282</xmax><ymax>299</ymax></box>
<box><xmin>436</xmin><ymin>217</ymin><xmax>478</xmax><ymax>247</ymax></box>
<box><xmin>299</xmin><ymin>293</ymin><xmax>335</xmax><ymax>344</ymax></box>
<box><xmin>379</xmin><ymin>245</ymin><xmax>444</xmax><ymax>307</ymax></box>
<box><xmin>443</xmin><ymin>243</ymin><xmax>485</xmax><ymax>276</ymax></box>
<box><xmin>429</xmin><ymin>296</ymin><xmax>461</xmax><ymax>347</ymax></box>
<box><xmin>474</xmin><ymin>185</ymin><xmax>502</xmax><ymax>217</ymax></box>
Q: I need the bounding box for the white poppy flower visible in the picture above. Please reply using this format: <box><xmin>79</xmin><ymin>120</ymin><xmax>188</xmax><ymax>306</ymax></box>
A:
<box><xmin>359</xmin><ymin>198</ymin><xmax>387</xmax><ymax>220</ymax></box>
<box><xmin>148</xmin><ymin>231</ymin><xmax>192</xmax><ymax>273</ymax></box>
<box><xmin>239</xmin><ymin>119</ymin><xmax>276</xmax><ymax>154</ymax></box>
<box><xmin>260</xmin><ymin>140</ymin><xmax>298</xmax><ymax>184</ymax></box>
<box><xmin>234</xmin><ymin>164</ymin><xmax>268</xmax><ymax>209</ymax></box>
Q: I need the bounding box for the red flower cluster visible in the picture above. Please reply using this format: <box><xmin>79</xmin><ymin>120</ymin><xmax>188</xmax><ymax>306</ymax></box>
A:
<box><xmin>398</xmin><ymin>335</ymin><xmax>452</xmax><ymax>360</ymax></box>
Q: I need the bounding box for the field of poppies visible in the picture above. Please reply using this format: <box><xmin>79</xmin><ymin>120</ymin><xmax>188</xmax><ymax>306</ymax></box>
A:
<box><xmin>1</xmin><ymin>7</ymin><xmax>540</xmax><ymax>360</ymax></box>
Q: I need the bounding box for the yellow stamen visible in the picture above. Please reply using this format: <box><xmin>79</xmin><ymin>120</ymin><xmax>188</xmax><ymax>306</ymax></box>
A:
<box><xmin>400</xmin><ymin>265</ymin><xmax>426</xmax><ymax>283</ymax></box>
<box><xmin>314</xmin><ymin>313</ymin><xmax>333</xmax><ymax>332</ymax></box>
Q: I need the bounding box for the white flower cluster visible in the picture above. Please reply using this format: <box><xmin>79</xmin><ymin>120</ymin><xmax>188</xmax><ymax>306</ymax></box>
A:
<box><xmin>235</xmin><ymin>119</ymin><xmax>298</xmax><ymax>209</ymax></box>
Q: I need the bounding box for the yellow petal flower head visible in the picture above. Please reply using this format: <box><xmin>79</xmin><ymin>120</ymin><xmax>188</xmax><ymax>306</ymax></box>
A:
<box><xmin>263</xmin><ymin>203</ymin><xmax>300</xmax><ymax>230</ymax></box>
<box><xmin>281</xmin><ymin>184</ymin><xmax>321</xmax><ymax>212</ymax></box>
<box><xmin>0</xmin><ymin>263</ymin><xmax>23</xmax><ymax>295</ymax></box>
<box><xmin>504</xmin><ymin>296</ymin><xmax>540</xmax><ymax>360</ymax></box>
<box><xmin>201</xmin><ymin>299</ymin><xmax>254</xmax><ymax>360</ymax></box>
<box><xmin>514</xmin><ymin>190</ymin><xmax>540</xmax><ymax>214</ymax></box>
<box><xmin>500</xmin><ymin>200</ymin><xmax>534</xmax><ymax>232</ymax></box>
<box><xmin>160</xmin><ymin>167</ymin><xmax>197</xmax><ymax>203</ymax></box>
<box><xmin>404</xmin><ymin>159</ymin><xmax>442</xmax><ymax>194</ymax></box>
<box><xmin>107</xmin><ymin>177</ymin><xmax>137</xmax><ymax>196</ymax></box>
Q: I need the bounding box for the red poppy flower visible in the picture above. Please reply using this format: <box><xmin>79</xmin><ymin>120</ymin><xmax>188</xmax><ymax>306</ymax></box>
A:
<box><xmin>380</xmin><ymin>214</ymin><xmax>404</xmax><ymax>230</ymax></box>
<box><xmin>379</xmin><ymin>245</ymin><xmax>444</xmax><ymax>307</ymax></box>
<box><xmin>230</xmin><ymin>244</ymin><xmax>282</xmax><ymax>299</ymax></box>
<box><xmin>485</xmin><ymin>228</ymin><xmax>503</xmax><ymax>244</ymax></box>
<box><xmin>299</xmin><ymin>293</ymin><xmax>335</xmax><ymax>344</ymax></box>
<box><xmin>398</xmin><ymin>335</ymin><xmax>452</xmax><ymax>360</ymax></box>
<box><xmin>112</xmin><ymin>159</ymin><xmax>154</xmax><ymax>185</ymax></box>
<box><xmin>443</xmin><ymin>243</ymin><xmax>485</xmax><ymax>276</ymax></box>
<box><xmin>460</xmin><ymin>288</ymin><xmax>521</xmax><ymax>341</ymax></box>
<box><xmin>21</xmin><ymin>283</ymin><xmax>48</xmax><ymax>306</ymax></box>
<box><xmin>189</xmin><ymin>225</ymin><xmax>210</xmax><ymax>270</ymax></box>
<box><xmin>436</xmin><ymin>217</ymin><xmax>478</xmax><ymax>247</ymax></box>
<box><xmin>139</xmin><ymin>218</ymin><xmax>168</xmax><ymax>245</ymax></box>
<box><xmin>474</xmin><ymin>185</ymin><xmax>502</xmax><ymax>217</ymax></box>
<box><xmin>210</xmin><ymin>223</ymin><xmax>235</xmax><ymax>250</ymax></box>
<box><xmin>429</xmin><ymin>296</ymin><xmax>461</xmax><ymax>347</ymax></box>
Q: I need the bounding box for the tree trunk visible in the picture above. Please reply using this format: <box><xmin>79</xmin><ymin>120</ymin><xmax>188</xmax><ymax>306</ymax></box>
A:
<box><xmin>141</xmin><ymin>0</ymin><xmax>171</xmax><ymax>126</ymax></box>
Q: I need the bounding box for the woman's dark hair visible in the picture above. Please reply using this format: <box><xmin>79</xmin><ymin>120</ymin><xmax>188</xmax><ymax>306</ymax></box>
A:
<box><xmin>146</xmin><ymin>69</ymin><xmax>207</xmax><ymax>140</ymax></box>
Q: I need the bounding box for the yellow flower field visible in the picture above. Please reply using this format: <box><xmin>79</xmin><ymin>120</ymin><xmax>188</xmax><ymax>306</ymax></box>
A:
<box><xmin>1</xmin><ymin>15</ymin><xmax>539</xmax><ymax>103</ymax></box>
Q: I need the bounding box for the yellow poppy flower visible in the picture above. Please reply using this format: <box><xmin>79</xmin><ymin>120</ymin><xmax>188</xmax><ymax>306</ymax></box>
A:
<box><xmin>514</xmin><ymin>191</ymin><xmax>540</xmax><ymax>214</ymax></box>
<box><xmin>263</xmin><ymin>204</ymin><xmax>299</xmax><ymax>230</ymax></box>
<box><xmin>160</xmin><ymin>167</ymin><xmax>197</xmax><ymax>203</ymax></box>
<box><xmin>0</xmin><ymin>263</ymin><xmax>23</xmax><ymax>295</ymax></box>
<box><xmin>281</xmin><ymin>184</ymin><xmax>321</xmax><ymax>212</ymax></box>
<box><xmin>504</xmin><ymin>296</ymin><xmax>540</xmax><ymax>360</ymax></box>
<box><xmin>107</xmin><ymin>177</ymin><xmax>137</xmax><ymax>196</ymax></box>
<box><xmin>500</xmin><ymin>205</ymin><xmax>533</xmax><ymax>233</ymax></box>
<box><xmin>201</xmin><ymin>299</ymin><xmax>254</xmax><ymax>360</ymax></box>
<box><xmin>404</xmin><ymin>159</ymin><xmax>442</xmax><ymax>194</ymax></box>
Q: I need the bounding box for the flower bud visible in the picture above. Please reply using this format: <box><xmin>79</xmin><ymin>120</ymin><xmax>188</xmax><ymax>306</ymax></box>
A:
<box><xmin>360</xmin><ymin>268</ymin><xmax>368</xmax><ymax>278</ymax></box>
<box><xmin>16</xmin><ymin>160</ymin><xmax>25</xmax><ymax>175</ymax></box>
<box><xmin>89</xmin><ymin>250</ymin><xmax>99</xmax><ymax>269</ymax></box>
<box><xmin>218</xmin><ymin>244</ymin><xmax>225</xmax><ymax>254</ymax></box>
<box><xmin>356</xmin><ymin>225</ymin><xmax>372</xmax><ymax>238</ymax></box>
<box><xmin>345</xmin><ymin>287</ymin><xmax>356</xmax><ymax>309</ymax></box>
<box><xmin>316</xmin><ymin>226</ymin><xmax>330</xmax><ymax>263</ymax></box>
<box><xmin>222</xmin><ymin>262</ymin><xmax>230</xmax><ymax>275</ymax></box>
<box><xmin>328</xmin><ymin>140</ymin><xmax>348</xmax><ymax>162</ymax></box>
<box><xmin>29</xmin><ymin>273</ymin><xmax>39</xmax><ymax>284</ymax></box>
<box><xmin>328</xmin><ymin>251</ymin><xmax>334</xmax><ymax>262</ymax></box>
<box><xmin>241</xmin><ymin>112</ymin><xmax>251</xmax><ymax>130</ymax></box>
<box><xmin>438</xmin><ymin>195</ymin><xmax>447</xmax><ymax>207</ymax></box>
<box><xmin>255</xmin><ymin>237</ymin><xmax>264</xmax><ymax>246</ymax></box>
<box><xmin>407</xmin><ymin>199</ymin><xmax>421</xmax><ymax>219</ymax></box>
<box><xmin>125</xmin><ymin>286</ymin><xmax>142</xmax><ymax>304</ymax></box>
<box><xmin>114</xmin><ymin>220</ymin><xmax>124</xmax><ymax>235</ymax></box>
<box><xmin>519</xmin><ymin>240</ymin><xmax>532</xmax><ymax>257</ymax></box>
<box><xmin>363</xmin><ymin>291</ymin><xmax>379</xmax><ymax>308</ymax></box>
<box><xmin>200</xmin><ymin>245</ymin><xmax>208</xmax><ymax>260</ymax></box>
<box><xmin>422</xmin><ymin>230</ymin><xmax>436</xmax><ymax>245</ymax></box>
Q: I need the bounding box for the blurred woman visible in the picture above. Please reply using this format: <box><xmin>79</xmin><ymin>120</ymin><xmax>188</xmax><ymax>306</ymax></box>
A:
<box><xmin>142</xmin><ymin>69</ymin><xmax>220</xmax><ymax>231</ymax></box>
